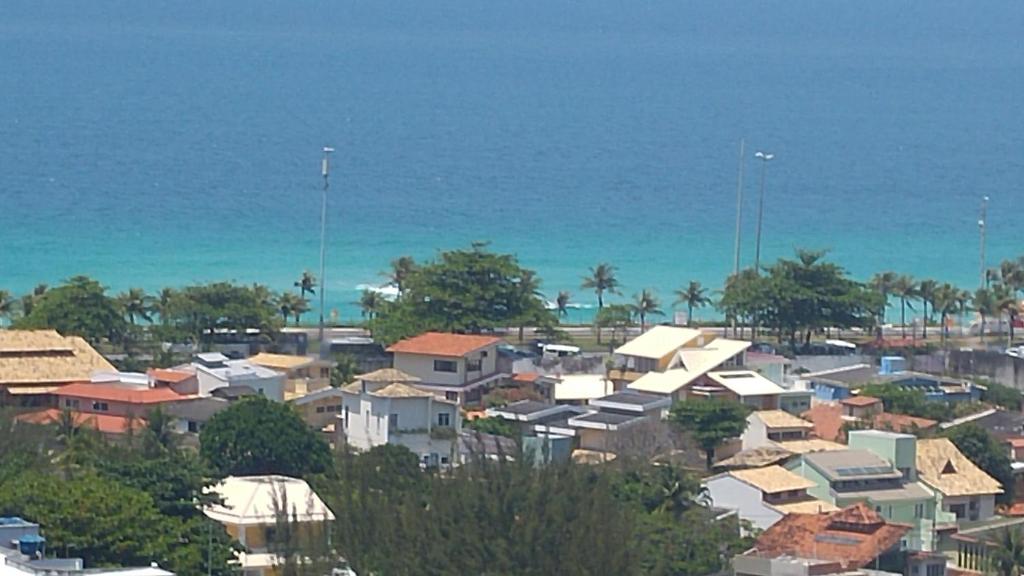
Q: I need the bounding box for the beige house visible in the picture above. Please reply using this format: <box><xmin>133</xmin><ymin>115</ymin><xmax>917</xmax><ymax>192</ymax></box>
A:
<box><xmin>0</xmin><ymin>329</ymin><xmax>115</xmax><ymax>406</ymax></box>
<box><xmin>248</xmin><ymin>353</ymin><xmax>334</xmax><ymax>400</ymax></box>
<box><xmin>742</xmin><ymin>410</ymin><xmax>814</xmax><ymax>450</ymax></box>
<box><xmin>292</xmin><ymin>386</ymin><xmax>344</xmax><ymax>431</ymax></box>
<box><xmin>386</xmin><ymin>332</ymin><xmax>507</xmax><ymax>405</ymax></box>
<box><xmin>203</xmin><ymin>475</ymin><xmax>335</xmax><ymax>576</ymax></box>
<box><xmin>916</xmin><ymin>438</ymin><xmax>1002</xmax><ymax>522</ymax></box>
<box><xmin>614</xmin><ymin>326</ymin><xmax>751</xmax><ymax>401</ymax></box>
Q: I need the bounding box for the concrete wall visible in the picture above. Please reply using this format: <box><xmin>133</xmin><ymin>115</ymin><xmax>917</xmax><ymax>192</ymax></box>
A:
<box><xmin>704</xmin><ymin>475</ymin><xmax>783</xmax><ymax>532</ymax></box>
<box><xmin>944</xmin><ymin>349</ymin><xmax>1024</xmax><ymax>389</ymax></box>
<box><xmin>786</xmin><ymin>457</ymin><xmax>833</xmax><ymax>503</ymax></box>
<box><xmin>941</xmin><ymin>494</ymin><xmax>996</xmax><ymax>522</ymax></box>
<box><xmin>742</xmin><ymin>414</ymin><xmax>769</xmax><ymax>451</ymax></box>
<box><xmin>393</xmin><ymin>353</ymin><xmax>465</xmax><ymax>386</ymax></box>
<box><xmin>341</xmin><ymin>394</ymin><xmax>387</xmax><ymax>450</ymax></box>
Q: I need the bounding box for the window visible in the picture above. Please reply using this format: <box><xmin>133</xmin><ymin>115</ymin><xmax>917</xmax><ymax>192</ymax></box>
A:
<box><xmin>467</xmin><ymin>359</ymin><xmax>482</xmax><ymax>372</ymax></box>
<box><xmin>320</xmin><ymin>368</ymin><xmax>330</xmax><ymax>378</ymax></box>
<box><xmin>64</xmin><ymin>398</ymin><xmax>79</xmax><ymax>409</ymax></box>
<box><xmin>316</xmin><ymin>406</ymin><xmax>326</xmax><ymax>413</ymax></box>
<box><xmin>445</xmin><ymin>391</ymin><xmax>458</xmax><ymax>402</ymax></box>
<box><xmin>438</xmin><ymin>413</ymin><xmax>450</xmax><ymax>427</ymax></box>
<box><xmin>344</xmin><ymin>406</ymin><xmax>349</xmax><ymax>428</ymax></box>
<box><xmin>258</xmin><ymin>388</ymin><xmax>265</xmax><ymax>395</ymax></box>
<box><xmin>92</xmin><ymin>401</ymin><xmax>109</xmax><ymax>412</ymax></box>
<box><xmin>441</xmin><ymin>456</ymin><xmax>449</xmax><ymax>465</ymax></box>
<box><xmin>388</xmin><ymin>414</ymin><xmax>399</xmax><ymax>429</ymax></box>
<box><xmin>434</xmin><ymin>359</ymin><xmax>457</xmax><ymax>373</ymax></box>
<box><xmin>915</xmin><ymin>503</ymin><xmax>925</xmax><ymax>519</ymax></box>
<box><xmin>187</xmin><ymin>421</ymin><xmax>200</xmax><ymax>433</ymax></box>
<box><xmin>926</xmin><ymin>564</ymin><xmax>944</xmax><ymax>576</ymax></box>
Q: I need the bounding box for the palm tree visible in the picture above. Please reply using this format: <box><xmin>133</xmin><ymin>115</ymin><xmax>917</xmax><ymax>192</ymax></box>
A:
<box><xmin>917</xmin><ymin>279</ymin><xmax>938</xmax><ymax>339</ymax></box>
<box><xmin>385</xmin><ymin>256</ymin><xmax>417</xmax><ymax>294</ymax></box>
<box><xmin>990</xmin><ymin>527</ymin><xmax>1024</xmax><ymax>576</ymax></box>
<box><xmin>581</xmin><ymin>263</ymin><xmax>620</xmax><ymax>309</ymax></box>
<box><xmin>1001</xmin><ymin>260</ymin><xmax>1024</xmax><ymax>294</ymax></box>
<box><xmin>290</xmin><ymin>297</ymin><xmax>310</xmax><ymax>326</ymax></box>
<box><xmin>555</xmin><ymin>291</ymin><xmax>572</xmax><ymax>318</ymax></box>
<box><xmin>630</xmin><ymin>289</ymin><xmax>664</xmax><ymax>333</ymax></box>
<box><xmin>294</xmin><ymin>271</ymin><xmax>317</xmax><ymax>299</ymax></box>
<box><xmin>116</xmin><ymin>288</ymin><xmax>153</xmax><ymax>325</ymax></box>
<box><xmin>155</xmin><ymin>287</ymin><xmax>177</xmax><ymax>323</ymax></box>
<box><xmin>359</xmin><ymin>289</ymin><xmax>383</xmax><ymax>320</ymax></box>
<box><xmin>674</xmin><ymin>281</ymin><xmax>711</xmax><ymax>327</ymax></box>
<box><xmin>931</xmin><ymin>283</ymin><xmax>959</xmax><ymax>345</ymax></box>
<box><xmin>973</xmin><ymin>287</ymin><xmax>999</xmax><ymax>343</ymax></box>
<box><xmin>872</xmin><ymin>270</ymin><xmax>897</xmax><ymax>325</ymax></box>
<box><xmin>996</xmin><ymin>283</ymin><xmax>1020</xmax><ymax>345</ymax></box>
<box><xmin>0</xmin><ymin>290</ymin><xmax>13</xmax><ymax>327</ymax></box>
<box><xmin>892</xmin><ymin>275</ymin><xmax>917</xmax><ymax>338</ymax></box>
<box><xmin>276</xmin><ymin>292</ymin><xmax>302</xmax><ymax>324</ymax></box>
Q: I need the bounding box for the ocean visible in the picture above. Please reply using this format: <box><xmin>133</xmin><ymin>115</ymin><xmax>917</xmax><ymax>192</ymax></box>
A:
<box><xmin>1</xmin><ymin>0</ymin><xmax>1022</xmax><ymax>323</ymax></box>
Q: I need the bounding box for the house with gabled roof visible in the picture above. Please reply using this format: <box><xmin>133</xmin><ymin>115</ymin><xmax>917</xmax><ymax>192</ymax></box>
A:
<box><xmin>736</xmin><ymin>503</ymin><xmax>922</xmax><ymax>575</ymax></box>
<box><xmin>386</xmin><ymin>332</ymin><xmax>508</xmax><ymax>405</ymax></box>
<box><xmin>916</xmin><ymin>438</ymin><xmax>1001</xmax><ymax>522</ymax></box>
<box><xmin>0</xmin><ymin>330</ymin><xmax>115</xmax><ymax>406</ymax></box>
<box><xmin>339</xmin><ymin>369</ymin><xmax>461</xmax><ymax>468</ymax></box>
<box><xmin>705</xmin><ymin>465</ymin><xmax>837</xmax><ymax>531</ymax></box>
<box><xmin>611</xmin><ymin>327</ymin><xmax>750</xmax><ymax>401</ymax></box>
<box><xmin>248</xmin><ymin>353</ymin><xmax>335</xmax><ymax>400</ymax></box>
<box><xmin>743</xmin><ymin>410</ymin><xmax>814</xmax><ymax>450</ymax></box>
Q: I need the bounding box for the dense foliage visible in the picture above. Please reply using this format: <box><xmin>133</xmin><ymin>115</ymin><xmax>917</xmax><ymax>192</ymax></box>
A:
<box><xmin>668</xmin><ymin>397</ymin><xmax>751</xmax><ymax>469</ymax></box>
<box><xmin>13</xmin><ymin>276</ymin><xmax>126</xmax><ymax>343</ymax></box>
<box><xmin>466</xmin><ymin>416</ymin><xmax>518</xmax><ymax>438</ymax></box>
<box><xmin>858</xmin><ymin>384</ymin><xmax>951</xmax><ymax>422</ymax></box>
<box><xmin>720</xmin><ymin>250</ymin><xmax>880</xmax><ymax>348</ymax></box>
<box><xmin>943</xmin><ymin>423</ymin><xmax>1015</xmax><ymax>504</ymax></box>
<box><xmin>322</xmin><ymin>445</ymin><xmax>750</xmax><ymax>576</ymax></box>
<box><xmin>368</xmin><ymin>244</ymin><xmax>557</xmax><ymax>344</ymax></box>
<box><xmin>0</xmin><ymin>413</ymin><xmax>237</xmax><ymax>575</ymax></box>
<box><xmin>200</xmin><ymin>395</ymin><xmax>332</xmax><ymax>478</ymax></box>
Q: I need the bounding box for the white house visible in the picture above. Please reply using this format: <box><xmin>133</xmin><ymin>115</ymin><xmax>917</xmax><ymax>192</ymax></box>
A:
<box><xmin>189</xmin><ymin>353</ymin><xmax>285</xmax><ymax>402</ymax></box>
<box><xmin>340</xmin><ymin>368</ymin><xmax>461</xmax><ymax>468</ymax></box>
<box><xmin>704</xmin><ymin>465</ymin><xmax>838</xmax><ymax>531</ymax></box>
<box><xmin>386</xmin><ymin>332</ymin><xmax>507</xmax><ymax>405</ymax></box>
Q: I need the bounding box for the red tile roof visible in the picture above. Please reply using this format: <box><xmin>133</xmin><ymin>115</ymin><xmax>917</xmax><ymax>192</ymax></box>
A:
<box><xmin>1006</xmin><ymin>438</ymin><xmax>1024</xmax><ymax>448</ymax></box>
<box><xmin>512</xmin><ymin>372</ymin><xmax>541</xmax><ymax>383</ymax></box>
<box><xmin>802</xmin><ymin>404</ymin><xmax>844</xmax><ymax>442</ymax></box>
<box><xmin>148</xmin><ymin>368</ymin><xmax>195</xmax><ymax>384</ymax></box>
<box><xmin>752</xmin><ymin>503</ymin><xmax>911</xmax><ymax>570</ymax></box>
<box><xmin>387</xmin><ymin>332</ymin><xmax>503</xmax><ymax>357</ymax></box>
<box><xmin>56</xmin><ymin>382</ymin><xmax>187</xmax><ymax>404</ymax></box>
<box><xmin>16</xmin><ymin>408</ymin><xmax>146</xmax><ymax>435</ymax></box>
<box><xmin>841</xmin><ymin>395</ymin><xmax>882</xmax><ymax>407</ymax></box>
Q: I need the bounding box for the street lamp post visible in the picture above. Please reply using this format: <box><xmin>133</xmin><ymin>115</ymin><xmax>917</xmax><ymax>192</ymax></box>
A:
<box><xmin>733</xmin><ymin>139</ymin><xmax>746</xmax><ymax>277</ymax></box>
<box><xmin>753</xmin><ymin>151</ymin><xmax>774</xmax><ymax>273</ymax></box>
<box><xmin>318</xmin><ymin>146</ymin><xmax>334</xmax><ymax>357</ymax></box>
<box><xmin>979</xmin><ymin>195</ymin><xmax>989</xmax><ymax>289</ymax></box>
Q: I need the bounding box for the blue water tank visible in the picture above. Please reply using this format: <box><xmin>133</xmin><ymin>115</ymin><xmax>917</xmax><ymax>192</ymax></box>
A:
<box><xmin>18</xmin><ymin>534</ymin><xmax>45</xmax><ymax>557</ymax></box>
<box><xmin>880</xmin><ymin>356</ymin><xmax>906</xmax><ymax>375</ymax></box>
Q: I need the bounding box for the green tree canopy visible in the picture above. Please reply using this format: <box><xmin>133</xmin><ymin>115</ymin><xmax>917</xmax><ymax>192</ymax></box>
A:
<box><xmin>943</xmin><ymin>423</ymin><xmax>1014</xmax><ymax>504</ymax></box>
<box><xmin>14</xmin><ymin>276</ymin><xmax>126</xmax><ymax>343</ymax></box>
<box><xmin>0</xmin><ymin>472</ymin><xmax>172</xmax><ymax>568</ymax></box>
<box><xmin>669</xmin><ymin>397</ymin><xmax>751</xmax><ymax>469</ymax></box>
<box><xmin>858</xmin><ymin>383</ymin><xmax>950</xmax><ymax>422</ymax></box>
<box><xmin>200</xmin><ymin>396</ymin><xmax>331</xmax><ymax>478</ymax></box>
<box><xmin>466</xmin><ymin>416</ymin><xmax>518</xmax><ymax>439</ymax></box>
<box><xmin>155</xmin><ymin>282</ymin><xmax>281</xmax><ymax>345</ymax></box>
<box><xmin>369</xmin><ymin>244</ymin><xmax>555</xmax><ymax>344</ymax></box>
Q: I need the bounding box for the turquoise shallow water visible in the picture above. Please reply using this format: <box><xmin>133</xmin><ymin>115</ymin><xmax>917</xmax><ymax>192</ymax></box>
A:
<box><xmin>1</xmin><ymin>1</ymin><xmax>1022</xmax><ymax>323</ymax></box>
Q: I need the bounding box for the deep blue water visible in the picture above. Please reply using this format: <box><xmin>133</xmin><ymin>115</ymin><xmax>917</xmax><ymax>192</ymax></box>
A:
<box><xmin>1</xmin><ymin>1</ymin><xmax>1022</xmax><ymax>322</ymax></box>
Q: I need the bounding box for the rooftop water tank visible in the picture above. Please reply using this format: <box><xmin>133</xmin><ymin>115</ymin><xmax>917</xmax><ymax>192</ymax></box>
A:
<box><xmin>17</xmin><ymin>534</ymin><xmax>45</xmax><ymax>558</ymax></box>
<box><xmin>880</xmin><ymin>356</ymin><xmax>906</xmax><ymax>375</ymax></box>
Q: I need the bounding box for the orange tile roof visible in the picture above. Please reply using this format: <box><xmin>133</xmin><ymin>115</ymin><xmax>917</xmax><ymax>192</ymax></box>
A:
<box><xmin>56</xmin><ymin>382</ymin><xmax>187</xmax><ymax>404</ymax></box>
<box><xmin>752</xmin><ymin>502</ymin><xmax>911</xmax><ymax>570</ymax></box>
<box><xmin>872</xmin><ymin>412</ymin><xmax>937</xmax><ymax>433</ymax></box>
<box><xmin>387</xmin><ymin>332</ymin><xmax>502</xmax><ymax>357</ymax></box>
<box><xmin>1006</xmin><ymin>438</ymin><xmax>1024</xmax><ymax>448</ymax></box>
<box><xmin>802</xmin><ymin>404</ymin><xmax>844</xmax><ymax>442</ymax></box>
<box><xmin>17</xmin><ymin>408</ymin><xmax>146</xmax><ymax>435</ymax></box>
<box><xmin>512</xmin><ymin>372</ymin><xmax>541</xmax><ymax>383</ymax></box>
<box><xmin>841</xmin><ymin>395</ymin><xmax>882</xmax><ymax>407</ymax></box>
<box><xmin>148</xmin><ymin>368</ymin><xmax>196</xmax><ymax>384</ymax></box>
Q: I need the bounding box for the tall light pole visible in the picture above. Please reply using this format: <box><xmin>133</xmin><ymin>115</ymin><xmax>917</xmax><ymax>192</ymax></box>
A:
<box><xmin>733</xmin><ymin>139</ymin><xmax>746</xmax><ymax>277</ymax></box>
<box><xmin>979</xmin><ymin>195</ymin><xmax>989</xmax><ymax>289</ymax></box>
<box><xmin>318</xmin><ymin>146</ymin><xmax>334</xmax><ymax>357</ymax></box>
<box><xmin>753</xmin><ymin>151</ymin><xmax>774</xmax><ymax>273</ymax></box>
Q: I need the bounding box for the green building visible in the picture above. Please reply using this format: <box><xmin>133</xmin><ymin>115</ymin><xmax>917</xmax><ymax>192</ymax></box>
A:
<box><xmin>786</xmin><ymin>430</ymin><xmax>956</xmax><ymax>551</ymax></box>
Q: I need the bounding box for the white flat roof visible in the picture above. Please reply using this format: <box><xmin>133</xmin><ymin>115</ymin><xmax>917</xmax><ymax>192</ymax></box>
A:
<box><xmin>204</xmin><ymin>475</ymin><xmax>334</xmax><ymax>526</ymax></box>
<box><xmin>627</xmin><ymin>369</ymin><xmax>701</xmax><ymax>395</ymax></box>
<box><xmin>553</xmin><ymin>374</ymin><xmax>615</xmax><ymax>402</ymax></box>
<box><xmin>675</xmin><ymin>338</ymin><xmax>751</xmax><ymax>373</ymax></box>
<box><xmin>614</xmin><ymin>326</ymin><xmax>701</xmax><ymax>359</ymax></box>
<box><xmin>706</xmin><ymin>370</ymin><xmax>785</xmax><ymax>397</ymax></box>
